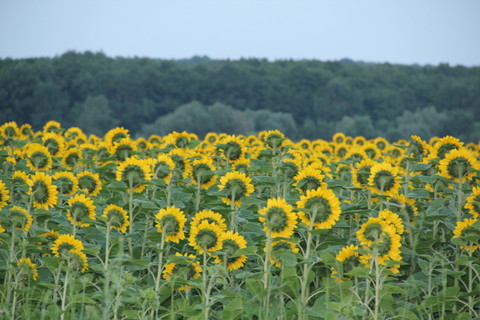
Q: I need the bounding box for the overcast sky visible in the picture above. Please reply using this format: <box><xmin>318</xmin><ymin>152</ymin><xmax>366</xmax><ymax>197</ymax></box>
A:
<box><xmin>1</xmin><ymin>0</ymin><xmax>479</xmax><ymax>66</ymax></box>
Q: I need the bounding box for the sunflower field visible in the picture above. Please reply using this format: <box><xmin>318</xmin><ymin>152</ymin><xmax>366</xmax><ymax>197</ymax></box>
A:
<box><xmin>1</xmin><ymin>120</ymin><xmax>480</xmax><ymax>320</ymax></box>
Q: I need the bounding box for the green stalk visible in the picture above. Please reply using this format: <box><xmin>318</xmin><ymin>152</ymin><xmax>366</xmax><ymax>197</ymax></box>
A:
<box><xmin>230</xmin><ymin>192</ymin><xmax>237</xmax><ymax>232</ymax></box>
<box><xmin>263</xmin><ymin>229</ymin><xmax>273</xmax><ymax>320</ymax></box>
<box><xmin>202</xmin><ymin>250</ymin><xmax>210</xmax><ymax>320</ymax></box>
<box><xmin>128</xmin><ymin>181</ymin><xmax>134</xmax><ymax>257</ymax></box>
<box><xmin>60</xmin><ymin>266</ymin><xmax>71</xmax><ymax>320</ymax></box>
<box><xmin>299</xmin><ymin>208</ymin><xmax>317</xmax><ymax>320</ymax></box>
<box><xmin>103</xmin><ymin>223</ymin><xmax>112</xmax><ymax>319</ymax></box>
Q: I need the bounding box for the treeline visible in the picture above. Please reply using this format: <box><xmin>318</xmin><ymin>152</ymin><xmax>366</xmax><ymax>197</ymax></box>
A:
<box><xmin>1</xmin><ymin>51</ymin><xmax>479</xmax><ymax>141</ymax></box>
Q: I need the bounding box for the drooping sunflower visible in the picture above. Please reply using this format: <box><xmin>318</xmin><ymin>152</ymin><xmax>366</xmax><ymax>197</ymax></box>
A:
<box><xmin>51</xmin><ymin>234</ymin><xmax>85</xmax><ymax>257</ymax></box>
<box><xmin>190</xmin><ymin>210</ymin><xmax>227</xmax><ymax>232</ymax></box>
<box><xmin>52</xmin><ymin>171</ymin><xmax>79</xmax><ymax>196</ymax></box>
<box><xmin>102</xmin><ymin>204</ymin><xmax>130</xmax><ymax>233</ymax></box>
<box><xmin>261</xmin><ymin>130</ymin><xmax>285</xmax><ymax>149</ymax></box>
<box><xmin>214</xmin><ymin>230</ymin><xmax>248</xmax><ymax>271</ymax></box>
<box><xmin>109</xmin><ymin>138</ymin><xmax>137</xmax><ymax>162</ymax></box>
<box><xmin>189</xmin><ymin>220</ymin><xmax>224</xmax><ymax>254</ymax></box>
<box><xmin>358</xmin><ymin>223</ymin><xmax>402</xmax><ymax>266</ymax></box>
<box><xmin>189</xmin><ymin>158</ymin><xmax>217</xmax><ymax>189</ymax></box>
<box><xmin>24</xmin><ymin>143</ymin><xmax>53</xmax><ymax>171</ymax></box>
<box><xmin>293</xmin><ymin>167</ymin><xmax>326</xmax><ymax>193</ymax></box>
<box><xmin>66</xmin><ymin>193</ymin><xmax>96</xmax><ymax>227</ymax></box>
<box><xmin>438</xmin><ymin>148</ymin><xmax>479</xmax><ymax>182</ymax></box>
<box><xmin>62</xmin><ymin>148</ymin><xmax>82</xmax><ymax>169</ymax></box>
<box><xmin>152</xmin><ymin>154</ymin><xmax>175</xmax><ymax>182</ymax></box>
<box><xmin>1</xmin><ymin>121</ymin><xmax>20</xmax><ymax>138</ymax></box>
<box><xmin>77</xmin><ymin>171</ymin><xmax>103</xmax><ymax>196</ymax></box>
<box><xmin>104</xmin><ymin>127</ymin><xmax>130</xmax><ymax>147</ymax></box>
<box><xmin>433</xmin><ymin>136</ymin><xmax>463</xmax><ymax>160</ymax></box>
<box><xmin>2</xmin><ymin>206</ymin><xmax>33</xmax><ymax>232</ymax></box>
<box><xmin>367</xmin><ymin>162</ymin><xmax>401</xmax><ymax>196</ymax></box>
<box><xmin>465</xmin><ymin>186</ymin><xmax>480</xmax><ymax>218</ymax></box>
<box><xmin>0</xmin><ymin>180</ymin><xmax>11</xmax><ymax>209</ymax></box>
<box><xmin>69</xmin><ymin>249</ymin><xmax>89</xmax><ymax>272</ymax></box>
<box><xmin>168</xmin><ymin>148</ymin><xmax>192</xmax><ymax>180</ymax></box>
<box><xmin>43</xmin><ymin>120</ymin><xmax>62</xmax><ymax>133</ymax></box>
<box><xmin>279</xmin><ymin>157</ymin><xmax>302</xmax><ymax>180</ymax></box>
<box><xmin>17</xmin><ymin>257</ymin><xmax>38</xmax><ymax>281</ymax></box>
<box><xmin>116</xmin><ymin>157</ymin><xmax>153</xmax><ymax>192</ymax></box>
<box><xmin>42</xmin><ymin>132</ymin><xmax>66</xmax><ymax>158</ymax></box>
<box><xmin>351</xmin><ymin>159</ymin><xmax>377</xmax><ymax>189</ymax></box>
<box><xmin>218</xmin><ymin>171</ymin><xmax>254</xmax><ymax>206</ymax></box>
<box><xmin>163</xmin><ymin>252</ymin><xmax>202</xmax><ymax>291</ymax></box>
<box><xmin>331</xmin><ymin>244</ymin><xmax>360</xmax><ymax>282</ymax></box>
<box><xmin>296</xmin><ymin>187</ymin><xmax>341</xmax><ymax>230</ymax></box>
<box><xmin>155</xmin><ymin>206</ymin><xmax>187</xmax><ymax>243</ymax></box>
<box><xmin>19</xmin><ymin>123</ymin><xmax>33</xmax><ymax>138</ymax></box>
<box><xmin>258</xmin><ymin>198</ymin><xmax>297</xmax><ymax>238</ymax></box>
<box><xmin>268</xmin><ymin>240</ymin><xmax>300</xmax><ymax>268</ymax></box>
<box><xmin>28</xmin><ymin>172</ymin><xmax>58</xmax><ymax>210</ymax></box>
<box><xmin>453</xmin><ymin>218</ymin><xmax>480</xmax><ymax>253</ymax></box>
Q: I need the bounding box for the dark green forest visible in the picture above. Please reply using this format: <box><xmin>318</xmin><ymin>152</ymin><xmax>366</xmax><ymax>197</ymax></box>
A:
<box><xmin>1</xmin><ymin>51</ymin><xmax>479</xmax><ymax>141</ymax></box>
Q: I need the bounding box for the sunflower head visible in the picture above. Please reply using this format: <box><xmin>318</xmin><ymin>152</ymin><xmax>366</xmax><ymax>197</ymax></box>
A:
<box><xmin>102</xmin><ymin>204</ymin><xmax>130</xmax><ymax>233</ymax></box>
<box><xmin>28</xmin><ymin>172</ymin><xmax>58</xmax><ymax>210</ymax></box>
<box><xmin>262</xmin><ymin>130</ymin><xmax>285</xmax><ymax>149</ymax></box>
<box><xmin>110</xmin><ymin>138</ymin><xmax>137</xmax><ymax>162</ymax></box>
<box><xmin>116</xmin><ymin>157</ymin><xmax>153</xmax><ymax>192</ymax></box>
<box><xmin>104</xmin><ymin>127</ymin><xmax>130</xmax><ymax>146</ymax></box>
<box><xmin>465</xmin><ymin>186</ymin><xmax>480</xmax><ymax>218</ymax></box>
<box><xmin>0</xmin><ymin>180</ymin><xmax>11</xmax><ymax>210</ymax></box>
<box><xmin>214</xmin><ymin>230</ymin><xmax>248</xmax><ymax>271</ymax></box>
<box><xmin>42</xmin><ymin>132</ymin><xmax>66</xmax><ymax>157</ymax></box>
<box><xmin>155</xmin><ymin>207</ymin><xmax>187</xmax><ymax>243</ymax></box>
<box><xmin>191</xmin><ymin>210</ymin><xmax>227</xmax><ymax>231</ymax></box>
<box><xmin>352</xmin><ymin>159</ymin><xmax>377</xmax><ymax>189</ymax></box>
<box><xmin>189</xmin><ymin>220</ymin><xmax>224</xmax><ymax>254</ymax></box>
<box><xmin>408</xmin><ymin>135</ymin><xmax>429</xmax><ymax>158</ymax></box>
<box><xmin>453</xmin><ymin>218</ymin><xmax>480</xmax><ymax>252</ymax></box>
<box><xmin>24</xmin><ymin>143</ymin><xmax>53</xmax><ymax>171</ymax></box>
<box><xmin>1</xmin><ymin>206</ymin><xmax>33</xmax><ymax>231</ymax></box>
<box><xmin>294</xmin><ymin>167</ymin><xmax>326</xmax><ymax>193</ymax></box>
<box><xmin>438</xmin><ymin>148</ymin><xmax>479</xmax><ymax>182</ymax></box>
<box><xmin>268</xmin><ymin>240</ymin><xmax>299</xmax><ymax>268</ymax></box>
<box><xmin>43</xmin><ymin>120</ymin><xmax>62</xmax><ymax>134</ymax></box>
<box><xmin>190</xmin><ymin>158</ymin><xmax>217</xmax><ymax>189</ymax></box>
<box><xmin>368</xmin><ymin>162</ymin><xmax>400</xmax><ymax>196</ymax></box>
<box><xmin>17</xmin><ymin>257</ymin><xmax>38</xmax><ymax>281</ymax></box>
<box><xmin>163</xmin><ymin>253</ymin><xmax>202</xmax><ymax>291</ymax></box>
<box><xmin>258</xmin><ymin>198</ymin><xmax>297</xmax><ymax>238</ymax></box>
<box><xmin>77</xmin><ymin>171</ymin><xmax>103</xmax><ymax>196</ymax></box>
<box><xmin>51</xmin><ymin>234</ymin><xmax>85</xmax><ymax>257</ymax></box>
<box><xmin>434</xmin><ymin>136</ymin><xmax>463</xmax><ymax>160</ymax></box>
<box><xmin>52</xmin><ymin>171</ymin><xmax>79</xmax><ymax>196</ymax></box>
<box><xmin>296</xmin><ymin>187</ymin><xmax>341</xmax><ymax>230</ymax></box>
<box><xmin>218</xmin><ymin>171</ymin><xmax>254</xmax><ymax>206</ymax></box>
<box><xmin>67</xmin><ymin>193</ymin><xmax>96</xmax><ymax>227</ymax></box>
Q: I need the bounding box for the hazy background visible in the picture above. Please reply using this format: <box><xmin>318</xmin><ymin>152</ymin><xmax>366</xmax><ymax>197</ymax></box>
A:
<box><xmin>1</xmin><ymin>0</ymin><xmax>479</xmax><ymax>66</ymax></box>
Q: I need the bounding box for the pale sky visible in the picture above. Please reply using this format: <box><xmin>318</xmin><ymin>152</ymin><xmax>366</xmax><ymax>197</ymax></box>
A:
<box><xmin>1</xmin><ymin>0</ymin><xmax>479</xmax><ymax>66</ymax></box>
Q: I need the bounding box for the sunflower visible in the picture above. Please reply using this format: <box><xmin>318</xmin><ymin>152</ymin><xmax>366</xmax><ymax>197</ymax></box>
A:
<box><xmin>297</xmin><ymin>139</ymin><xmax>312</xmax><ymax>150</ymax></box>
<box><xmin>358</xmin><ymin>223</ymin><xmax>402</xmax><ymax>266</ymax></box>
<box><xmin>189</xmin><ymin>158</ymin><xmax>217</xmax><ymax>189</ymax></box>
<box><xmin>214</xmin><ymin>230</ymin><xmax>248</xmax><ymax>270</ymax></box>
<box><xmin>10</xmin><ymin>171</ymin><xmax>30</xmax><ymax>202</ymax></box>
<box><xmin>19</xmin><ymin>123</ymin><xmax>33</xmax><ymax>138</ymax></box>
<box><xmin>218</xmin><ymin>171</ymin><xmax>254</xmax><ymax>206</ymax></box>
<box><xmin>62</xmin><ymin>148</ymin><xmax>82</xmax><ymax>169</ymax></box>
<box><xmin>42</xmin><ymin>132</ymin><xmax>66</xmax><ymax>157</ymax></box>
<box><xmin>378</xmin><ymin>209</ymin><xmax>404</xmax><ymax>235</ymax></box>
<box><xmin>17</xmin><ymin>257</ymin><xmax>38</xmax><ymax>281</ymax></box>
<box><xmin>77</xmin><ymin>171</ymin><xmax>103</xmax><ymax>196</ymax></box>
<box><xmin>453</xmin><ymin>218</ymin><xmax>480</xmax><ymax>253</ymax></box>
<box><xmin>135</xmin><ymin>137</ymin><xmax>150</xmax><ymax>151</ymax></box>
<box><xmin>148</xmin><ymin>134</ymin><xmax>163</xmax><ymax>145</ymax></box>
<box><xmin>408</xmin><ymin>135</ymin><xmax>429</xmax><ymax>158</ymax></box>
<box><xmin>104</xmin><ymin>127</ymin><xmax>130</xmax><ymax>147</ymax></box>
<box><xmin>204</xmin><ymin>132</ymin><xmax>219</xmax><ymax>145</ymax></box>
<box><xmin>296</xmin><ymin>187</ymin><xmax>341</xmax><ymax>229</ymax></box>
<box><xmin>331</xmin><ymin>244</ymin><xmax>360</xmax><ymax>282</ymax></box>
<box><xmin>351</xmin><ymin>159</ymin><xmax>377</xmax><ymax>189</ymax></box>
<box><xmin>101</xmin><ymin>204</ymin><xmax>130</xmax><ymax>233</ymax></box>
<box><xmin>166</xmin><ymin>131</ymin><xmax>198</xmax><ymax>148</ymax></box>
<box><xmin>268</xmin><ymin>240</ymin><xmax>299</xmax><ymax>268</ymax></box>
<box><xmin>356</xmin><ymin>217</ymin><xmax>390</xmax><ymax>247</ymax></box>
<box><xmin>233</xmin><ymin>157</ymin><xmax>251</xmax><ymax>174</ymax></box>
<box><xmin>334</xmin><ymin>143</ymin><xmax>349</xmax><ymax>159</ymax></box>
<box><xmin>362</xmin><ymin>143</ymin><xmax>380</xmax><ymax>160</ymax></box>
<box><xmin>66</xmin><ymin>194</ymin><xmax>96</xmax><ymax>227</ymax></box>
<box><xmin>293</xmin><ymin>167</ymin><xmax>326</xmax><ymax>193</ymax></box>
<box><xmin>1</xmin><ymin>121</ymin><xmax>20</xmax><ymax>138</ymax></box>
<box><xmin>0</xmin><ymin>180</ymin><xmax>10</xmax><ymax>209</ymax></box>
<box><xmin>332</xmin><ymin>132</ymin><xmax>346</xmax><ymax>144</ymax></box>
<box><xmin>116</xmin><ymin>157</ymin><xmax>153</xmax><ymax>192</ymax></box>
<box><xmin>69</xmin><ymin>249</ymin><xmax>89</xmax><ymax>272</ymax></box>
<box><xmin>217</xmin><ymin>135</ymin><xmax>246</xmax><ymax>163</ymax></box>
<box><xmin>190</xmin><ymin>210</ymin><xmax>227</xmax><ymax>231</ymax></box>
<box><xmin>28</xmin><ymin>172</ymin><xmax>58</xmax><ymax>210</ymax></box>
<box><xmin>433</xmin><ymin>136</ymin><xmax>463</xmax><ymax>160</ymax></box>
<box><xmin>344</xmin><ymin>147</ymin><xmax>368</xmax><ymax>164</ymax></box>
<box><xmin>189</xmin><ymin>220</ymin><xmax>224</xmax><ymax>254</ymax></box>
<box><xmin>2</xmin><ymin>206</ymin><xmax>33</xmax><ymax>231</ymax></box>
<box><xmin>43</xmin><ymin>120</ymin><xmax>62</xmax><ymax>133</ymax></box>
<box><xmin>279</xmin><ymin>158</ymin><xmax>302</xmax><ymax>180</ymax></box>
<box><xmin>155</xmin><ymin>206</ymin><xmax>187</xmax><ymax>243</ymax></box>
<box><xmin>108</xmin><ymin>138</ymin><xmax>137</xmax><ymax>162</ymax></box>
<box><xmin>386</xmin><ymin>195</ymin><xmax>418</xmax><ymax>217</ymax></box>
<box><xmin>262</xmin><ymin>130</ymin><xmax>285</xmax><ymax>149</ymax></box>
<box><xmin>24</xmin><ymin>143</ymin><xmax>53</xmax><ymax>171</ymax></box>
<box><xmin>258</xmin><ymin>198</ymin><xmax>297</xmax><ymax>238</ymax></box>
<box><xmin>152</xmin><ymin>154</ymin><xmax>175</xmax><ymax>182</ymax></box>
<box><xmin>163</xmin><ymin>252</ymin><xmax>202</xmax><ymax>291</ymax></box>
<box><xmin>51</xmin><ymin>234</ymin><xmax>85</xmax><ymax>257</ymax></box>
<box><xmin>168</xmin><ymin>148</ymin><xmax>192</xmax><ymax>180</ymax></box>
<box><xmin>52</xmin><ymin>171</ymin><xmax>79</xmax><ymax>196</ymax></box>
<box><xmin>438</xmin><ymin>148</ymin><xmax>479</xmax><ymax>182</ymax></box>
<box><xmin>64</xmin><ymin>127</ymin><xmax>86</xmax><ymax>140</ymax></box>
<box><xmin>367</xmin><ymin>162</ymin><xmax>401</xmax><ymax>196</ymax></box>
<box><xmin>465</xmin><ymin>186</ymin><xmax>480</xmax><ymax>218</ymax></box>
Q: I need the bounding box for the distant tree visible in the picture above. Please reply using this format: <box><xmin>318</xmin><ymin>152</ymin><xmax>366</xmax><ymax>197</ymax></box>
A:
<box><xmin>73</xmin><ymin>95</ymin><xmax>118</xmax><ymax>136</ymax></box>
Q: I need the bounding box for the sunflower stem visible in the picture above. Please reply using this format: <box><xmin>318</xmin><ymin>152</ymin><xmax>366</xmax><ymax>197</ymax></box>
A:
<box><xmin>154</xmin><ymin>232</ymin><xmax>166</xmax><ymax>293</ymax></box>
<box><xmin>60</xmin><ymin>264</ymin><xmax>71</xmax><ymax>320</ymax></box>
<box><xmin>195</xmin><ymin>180</ymin><xmax>202</xmax><ymax>212</ymax></box>
<box><xmin>263</xmin><ymin>229</ymin><xmax>272</xmax><ymax>320</ymax></box>
<box><xmin>202</xmin><ymin>250</ymin><xmax>210</xmax><ymax>320</ymax></box>
<box><xmin>128</xmin><ymin>183</ymin><xmax>134</xmax><ymax>257</ymax></box>
<box><xmin>103</xmin><ymin>223</ymin><xmax>112</xmax><ymax>319</ymax></box>
<box><xmin>299</xmin><ymin>208</ymin><xmax>317</xmax><ymax>320</ymax></box>
<box><xmin>230</xmin><ymin>192</ymin><xmax>237</xmax><ymax>232</ymax></box>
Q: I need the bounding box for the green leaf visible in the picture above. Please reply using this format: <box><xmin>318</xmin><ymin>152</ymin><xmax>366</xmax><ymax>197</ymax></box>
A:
<box><xmin>231</xmin><ymin>246</ymin><xmax>257</xmax><ymax>258</ymax></box>
<box><xmin>346</xmin><ymin>267</ymin><xmax>370</xmax><ymax>277</ymax></box>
